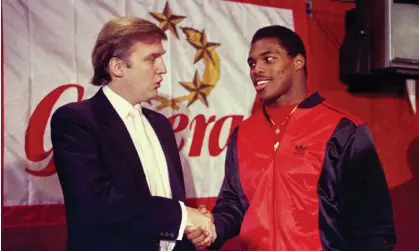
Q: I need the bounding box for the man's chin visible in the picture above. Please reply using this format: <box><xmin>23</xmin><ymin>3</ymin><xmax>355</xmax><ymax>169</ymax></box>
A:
<box><xmin>256</xmin><ymin>91</ymin><xmax>273</xmax><ymax>103</ymax></box>
<box><xmin>143</xmin><ymin>91</ymin><xmax>158</xmax><ymax>103</ymax></box>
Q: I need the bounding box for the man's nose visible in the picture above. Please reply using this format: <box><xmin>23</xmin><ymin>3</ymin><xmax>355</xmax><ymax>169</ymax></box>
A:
<box><xmin>157</xmin><ymin>59</ymin><xmax>167</xmax><ymax>74</ymax></box>
<box><xmin>251</xmin><ymin>62</ymin><xmax>264</xmax><ymax>77</ymax></box>
<box><xmin>254</xmin><ymin>62</ymin><xmax>265</xmax><ymax>74</ymax></box>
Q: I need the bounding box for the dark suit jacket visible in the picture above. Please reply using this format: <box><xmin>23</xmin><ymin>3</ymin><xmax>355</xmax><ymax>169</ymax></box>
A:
<box><xmin>51</xmin><ymin>88</ymin><xmax>194</xmax><ymax>250</ymax></box>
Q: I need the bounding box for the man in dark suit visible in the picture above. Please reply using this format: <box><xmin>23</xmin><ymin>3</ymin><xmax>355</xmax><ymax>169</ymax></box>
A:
<box><xmin>51</xmin><ymin>17</ymin><xmax>215</xmax><ymax>250</ymax></box>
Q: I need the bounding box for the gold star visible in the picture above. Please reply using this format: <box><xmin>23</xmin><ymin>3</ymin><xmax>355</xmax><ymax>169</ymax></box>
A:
<box><xmin>182</xmin><ymin>28</ymin><xmax>220</xmax><ymax>64</ymax></box>
<box><xmin>180</xmin><ymin>71</ymin><xmax>214</xmax><ymax>107</ymax></box>
<box><xmin>149</xmin><ymin>1</ymin><xmax>185</xmax><ymax>39</ymax></box>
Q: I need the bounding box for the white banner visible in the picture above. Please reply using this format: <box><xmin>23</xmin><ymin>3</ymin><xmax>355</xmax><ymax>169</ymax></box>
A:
<box><xmin>3</xmin><ymin>0</ymin><xmax>294</xmax><ymax>206</ymax></box>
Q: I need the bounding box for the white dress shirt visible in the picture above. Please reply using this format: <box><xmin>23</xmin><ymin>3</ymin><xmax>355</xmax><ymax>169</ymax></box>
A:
<box><xmin>103</xmin><ymin>86</ymin><xmax>187</xmax><ymax>251</ymax></box>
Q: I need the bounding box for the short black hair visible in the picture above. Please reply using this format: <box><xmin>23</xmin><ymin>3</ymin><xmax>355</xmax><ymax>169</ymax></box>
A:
<box><xmin>251</xmin><ymin>25</ymin><xmax>307</xmax><ymax>77</ymax></box>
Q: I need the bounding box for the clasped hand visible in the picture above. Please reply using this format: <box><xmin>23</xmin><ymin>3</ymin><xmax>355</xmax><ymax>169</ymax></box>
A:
<box><xmin>185</xmin><ymin>205</ymin><xmax>216</xmax><ymax>250</ymax></box>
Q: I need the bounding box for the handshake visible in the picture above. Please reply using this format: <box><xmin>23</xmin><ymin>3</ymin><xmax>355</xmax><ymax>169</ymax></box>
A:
<box><xmin>185</xmin><ymin>205</ymin><xmax>216</xmax><ymax>249</ymax></box>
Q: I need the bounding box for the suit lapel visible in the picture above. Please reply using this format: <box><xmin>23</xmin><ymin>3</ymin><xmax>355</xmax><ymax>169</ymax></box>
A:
<box><xmin>91</xmin><ymin>89</ymin><xmax>185</xmax><ymax>201</ymax></box>
<box><xmin>142</xmin><ymin>109</ymin><xmax>185</xmax><ymax>202</ymax></box>
<box><xmin>91</xmin><ymin>89</ymin><xmax>151</xmax><ymax>195</ymax></box>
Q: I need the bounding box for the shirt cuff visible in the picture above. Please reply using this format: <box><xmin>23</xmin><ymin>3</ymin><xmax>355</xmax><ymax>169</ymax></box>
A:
<box><xmin>177</xmin><ymin>201</ymin><xmax>187</xmax><ymax>240</ymax></box>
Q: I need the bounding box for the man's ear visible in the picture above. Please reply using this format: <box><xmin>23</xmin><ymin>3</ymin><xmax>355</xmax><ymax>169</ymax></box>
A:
<box><xmin>293</xmin><ymin>54</ymin><xmax>305</xmax><ymax>72</ymax></box>
<box><xmin>108</xmin><ymin>57</ymin><xmax>125</xmax><ymax>78</ymax></box>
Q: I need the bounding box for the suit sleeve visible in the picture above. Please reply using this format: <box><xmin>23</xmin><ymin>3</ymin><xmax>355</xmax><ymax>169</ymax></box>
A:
<box><xmin>51</xmin><ymin>105</ymin><xmax>182</xmax><ymax>240</ymax></box>
<box><xmin>338</xmin><ymin>123</ymin><xmax>396</xmax><ymax>250</ymax></box>
<box><xmin>209</xmin><ymin>128</ymin><xmax>249</xmax><ymax>250</ymax></box>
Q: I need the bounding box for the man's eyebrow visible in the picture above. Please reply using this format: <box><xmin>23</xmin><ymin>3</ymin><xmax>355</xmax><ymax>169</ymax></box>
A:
<box><xmin>147</xmin><ymin>50</ymin><xmax>166</xmax><ymax>58</ymax></box>
<box><xmin>247</xmin><ymin>50</ymin><xmax>280</xmax><ymax>62</ymax></box>
<box><xmin>259</xmin><ymin>50</ymin><xmax>279</xmax><ymax>57</ymax></box>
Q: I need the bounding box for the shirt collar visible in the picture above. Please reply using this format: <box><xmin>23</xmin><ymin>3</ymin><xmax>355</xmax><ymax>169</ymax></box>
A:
<box><xmin>102</xmin><ymin>85</ymin><xmax>142</xmax><ymax>119</ymax></box>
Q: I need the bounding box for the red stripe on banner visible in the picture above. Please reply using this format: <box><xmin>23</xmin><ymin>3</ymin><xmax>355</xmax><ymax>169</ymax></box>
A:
<box><xmin>2</xmin><ymin>198</ymin><xmax>217</xmax><ymax>228</ymax></box>
<box><xmin>1</xmin><ymin>198</ymin><xmax>231</xmax><ymax>250</ymax></box>
<box><xmin>2</xmin><ymin>205</ymin><xmax>66</xmax><ymax>228</ymax></box>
